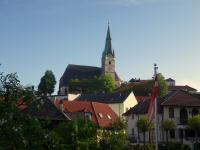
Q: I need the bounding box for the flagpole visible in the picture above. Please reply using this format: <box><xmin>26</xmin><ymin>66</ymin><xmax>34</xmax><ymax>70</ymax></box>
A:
<box><xmin>154</xmin><ymin>64</ymin><xmax>158</xmax><ymax>150</ymax></box>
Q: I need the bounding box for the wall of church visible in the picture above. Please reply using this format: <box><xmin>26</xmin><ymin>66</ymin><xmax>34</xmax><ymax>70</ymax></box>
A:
<box><xmin>102</xmin><ymin>55</ymin><xmax>116</xmax><ymax>81</ymax></box>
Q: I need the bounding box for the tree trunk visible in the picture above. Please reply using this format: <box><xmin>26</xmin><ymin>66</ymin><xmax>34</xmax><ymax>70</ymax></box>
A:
<box><xmin>149</xmin><ymin>131</ymin><xmax>151</xmax><ymax>143</ymax></box>
<box><xmin>166</xmin><ymin>130</ymin><xmax>168</xmax><ymax>143</ymax></box>
<box><xmin>195</xmin><ymin>131</ymin><xmax>198</xmax><ymax>150</ymax></box>
<box><xmin>143</xmin><ymin>132</ymin><xmax>146</xmax><ymax>146</ymax></box>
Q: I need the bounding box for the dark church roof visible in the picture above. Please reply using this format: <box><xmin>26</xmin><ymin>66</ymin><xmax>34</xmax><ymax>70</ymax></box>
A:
<box><xmin>104</xmin><ymin>24</ymin><xmax>114</xmax><ymax>56</ymax></box>
<box><xmin>76</xmin><ymin>91</ymin><xmax>132</xmax><ymax>104</ymax></box>
<box><xmin>59</xmin><ymin>64</ymin><xmax>121</xmax><ymax>88</ymax></box>
<box><xmin>59</xmin><ymin>64</ymin><xmax>101</xmax><ymax>88</ymax></box>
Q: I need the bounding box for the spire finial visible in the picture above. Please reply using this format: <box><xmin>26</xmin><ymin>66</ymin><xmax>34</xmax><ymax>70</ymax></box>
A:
<box><xmin>154</xmin><ymin>63</ymin><xmax>158</xmax><ymax>78</ymax></box>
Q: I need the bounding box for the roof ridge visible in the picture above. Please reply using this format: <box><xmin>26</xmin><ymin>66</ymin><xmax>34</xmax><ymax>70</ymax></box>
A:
<box><xmin>68</xmin><ymin>64</ymin><xmax>101</xmax><ymax>69</ymax></box>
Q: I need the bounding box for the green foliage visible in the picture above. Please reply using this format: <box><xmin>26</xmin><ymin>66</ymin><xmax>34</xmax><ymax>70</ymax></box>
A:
<box><xmin>99</xmin><ymin>118</ymin><xmax>128</xmax><ymax>150</ymax></box>
<box><xmin>38</xmin><ymin>70</ymin><xmax>56</xmax><ymax>96</ymax></box>
<box><xmin>69</xmin><ymin>75</ymin><xmax>116</xmax><ymax>94</ymax></box>
<box><xmin>0</xmin><ymin>68</ymin><xmax>126</xmax><ymax>150</ymax></box>
<box><xmin>137</xmin><ymin>117</ymin><xmax>153</xmax><ymax>146</ymax></box>
<box><xmin>129</xmin><ymin>144</ymin><xmax>155</xmax><ymax>150</ymax></box>
<box><xmin>188</xmin><ymin>115</ymin><xmax>200</xmax><ymax>131</ymax></box>
<box><xmin>0</xmin><ymin>72</ymin><xmax>61</xmax><ymax>150</ymax></box>
<box><xmin>162</xmin><ymin>119</ymin><xmax>176</xmax><ymax>131</ymax></box>
<box><xmin>137</xmin><ymin>117</ymin><xmax>152</xmax><ymax>133</ymax></box>
<box><xmin>188</xmin><ymin>114</ymin><xmax>200</xmax><ymax>147</ymax></box>
<box><xmin>54</xmin><ymin>119</ymin><xmax>98</xmax><ymax>150</ymax></box>
<box><xmin>162</xmin><ymin>119</ymin><xmax>176</xmax><ymax>142</ymax></box>
<box><xmin>129</xmin><ymin>73</ymin><xmax>168</xmax><ymax>97</ymax></box>
<box><xmin>156</xmin><ymin>73</ymin><xmax>168</xmax><ymax>97</ymax></box>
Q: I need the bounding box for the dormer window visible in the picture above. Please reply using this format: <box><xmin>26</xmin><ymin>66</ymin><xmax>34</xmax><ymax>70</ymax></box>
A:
<box><xmin>107</xmin><ymin>115</ymin><xmax>112</xmax><ymax>120</ymax></box>
<box><xmin>85</xmin><ymin>112</ymin><xmax>92</xmax><ymax>120</ymax></box>
<box><xmin>98</xmin><ymin>113</ymin><xmax>103</xmax><ymax>118</ymax></box>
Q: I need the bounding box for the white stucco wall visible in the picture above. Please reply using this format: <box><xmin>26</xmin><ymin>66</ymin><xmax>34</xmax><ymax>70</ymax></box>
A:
<box><xmin>108</xmin><ymin>103</ymin><xmax>123</xmax><ymax>117</ymax></box>
<box><xmin>123</xmin><ymin>92</ymin><xmax>138</xmax><ymax>113</ymax></box>
<box><xmin>126</xmin><ymin>113</ymin><xmax>163</xmax><ymax>143</ymax></box>
<box><xmin>108</xmin><ymin>92</ymin><xmax>138</xmax><ymax>117</ymax></box>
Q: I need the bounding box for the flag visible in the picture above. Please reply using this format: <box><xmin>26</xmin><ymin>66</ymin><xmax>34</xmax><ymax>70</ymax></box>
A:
<box><xmin>147</xmin><ymin>75</ymin><xmax>159</xmax><ymax>122</ymax></box>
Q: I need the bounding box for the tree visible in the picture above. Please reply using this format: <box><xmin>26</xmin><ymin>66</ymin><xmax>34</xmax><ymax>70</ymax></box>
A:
<box><xmin>188</xmin><ymin>115</ymin><xmax>200</xmax><ymax>149</ymax></box>
<box><xmin>99</xmin><ymin>118</ymin><xmax>128</xmax><ymax>150</ymax></box>
<box><xmin>0</xmin><ymin>71</ymin><xmax>62</xmax><ymax>149</ymax></box>
<box><xmin>69</xmin><ymin>75</ymin><xmax>116</xmax><ymax>94</ymax></box>
<box><xmin>162</xmin><ymin>119</ymin><xmax>176</xmax><ymax>142</ymax></box>
<box><xmin>136</xmin><ymin>117</ymin><xmax>153</xmax><ymax>146</ymax></box>
<box><xmin>54</xmin><ymin>119</ymin><xmax>97</xmax><ymax>150</ymax></box>
<box><xmin>156</xmin><ymin>73</ymin><xmax>168</xmax><ymax>97</ymax></box>
<box><xmin>38</xmin><ymin>70</ymin><xmax>56</xmax><ymax>96</ymax></box>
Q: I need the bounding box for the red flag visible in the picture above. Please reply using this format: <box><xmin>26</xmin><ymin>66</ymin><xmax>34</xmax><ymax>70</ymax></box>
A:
<box><xmin>148</xmin><ymin>75</ymin><xmax>159</xmax><ymax>122</ymax></box>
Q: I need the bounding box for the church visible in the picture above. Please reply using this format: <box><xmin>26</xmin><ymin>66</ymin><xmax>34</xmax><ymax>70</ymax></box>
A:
<box><xmin>59</xmin><ymin>25</ymin><xmax>122</xmax><ymax>95</ymax></box>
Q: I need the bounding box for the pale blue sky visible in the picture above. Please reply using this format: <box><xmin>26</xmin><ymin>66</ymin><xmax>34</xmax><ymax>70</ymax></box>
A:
<box><xmin>0</xmin><ymin>0</ymin><xmax>200</xmax><ymax>92</ymax></box>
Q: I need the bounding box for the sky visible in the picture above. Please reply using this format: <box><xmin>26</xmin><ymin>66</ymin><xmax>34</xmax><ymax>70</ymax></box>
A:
<box><xmin>0</xmin><ymin>0</ymin><xmax>200</xmax><ymax>93</ymax></box>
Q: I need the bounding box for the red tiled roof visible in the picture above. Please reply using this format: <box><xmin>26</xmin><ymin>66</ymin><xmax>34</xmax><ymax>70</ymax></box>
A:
<box><xmin>54</xmin><ymin>100</ymin><xmax>118</xmax><ymax>127</ymax></box>
<box><xmin>161</xmin><ymin>91</ymin><xmax>200</xmax><ymax>107</ymax></box>
<box><xmin>169</xmin><ymin>85</ymin><xmax>197</xmax><ymax>92</ymax></box>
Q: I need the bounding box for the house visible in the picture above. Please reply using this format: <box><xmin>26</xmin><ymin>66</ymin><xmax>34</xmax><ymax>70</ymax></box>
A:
<box><xmin>22</xmin><ymin>97</ymin><xmax>67</xmax><ymax>125</ymax></box>
<box><xmin>54</xmin><ymin>100</ymin><xmax>118</xmax><ymax>127</ymax></box>
<box><xmin>124</xmin><ymin>90</ymin><xmax>200</xmax><ymax>147</ymax></box>
<box><xmin>59</xmin><ymin>24</ymin><xmax>121</xmax><ymax>95</ymax></box>
<box><xmin>76</xmin><ymin>91</ymin><xmax>138</xmax><ymax>117</ymax></box>
<box><xmin>168</xmin><ymin>85</ymin><xmax>197</xmax><ymax>93</ymax></box>
<box><xmin>166</xmin><ymin>78</ymin><xmax>175</xmax><ymax>86</ymax></box>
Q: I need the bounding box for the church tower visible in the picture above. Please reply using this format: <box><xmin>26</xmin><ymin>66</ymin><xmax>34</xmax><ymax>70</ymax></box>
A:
<box><xmin>101</xmin><ymin>24</ymin><xmax>116</xmax><ymax>81</ymax></box>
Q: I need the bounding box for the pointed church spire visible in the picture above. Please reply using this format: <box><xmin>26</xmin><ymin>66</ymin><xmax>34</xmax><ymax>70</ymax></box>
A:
<box><xmin>104</xmin><ymin>23</ymin><xmax>114</xmax><ymax>56</ymax></box>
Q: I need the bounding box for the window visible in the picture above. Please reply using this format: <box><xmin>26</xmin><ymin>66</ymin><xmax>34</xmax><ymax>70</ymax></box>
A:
<box><xmin>85</xmin><ymin>112</ymin><xmax>92</xmax><ymax>120</ymax></box>
<box><xmin>170</xmin><ymin>129</ymin><xmax>175</xmax><ymax>138</ymax></box>
<box><xmin>180</xmin><ymin>108</ymin><xmax>188</xmax><ymax>125</ymax></box>
<box><xmin>107</xmin><ymin>115</ymin><xmax>112</xmax><ymax>120</ymax></box>
<box><xmin>109</xmin><ymin>61</ymin><xmax>111</xmax><ymax>64</ymax></box>
<box><xmin>192</xmin><ymin>108</ymin><xmax>199</xmax><ymax>116</ymax></box>
<box><xmin>132</xmin><ymin>114</ymin><xmax>134</xmax><ymax>119</ymax></box>
<box><xmin>98</xmin><ymin>113</ymin><xmax>103</xmax><ymax>118</ymax></box>
<box><xmin>169</xmin><ymin>108</ymin><xmax>174</xmax><ymax>118</ymax></box>
<box><xmin>132</xmin><ymin>128</ymin><xmax>134</xmax><ymax>135</ymax></box>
